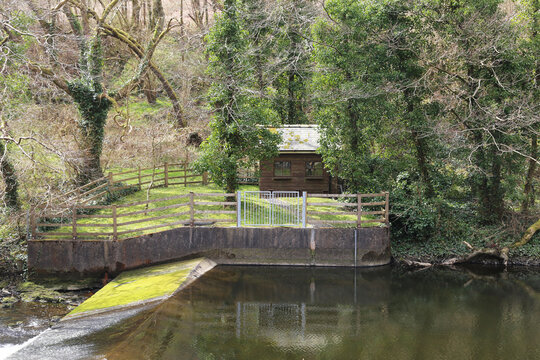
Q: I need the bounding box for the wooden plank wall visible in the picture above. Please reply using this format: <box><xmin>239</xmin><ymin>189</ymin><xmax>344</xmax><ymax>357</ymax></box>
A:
<box><xmin>259</xmin><ymin>153</ymin><xmax>332</xmax><ymax>193</ymax></box>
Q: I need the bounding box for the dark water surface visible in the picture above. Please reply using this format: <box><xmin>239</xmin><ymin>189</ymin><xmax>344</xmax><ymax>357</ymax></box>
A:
<box><xmin>73</xmin><ymin>265</ymin><xmax>540</xmax><ymax>360</ymax></box>
<box><xmin>7</xmin><ymin>265</ymin><xmax>540</xmax><ymax>360</ymax></box>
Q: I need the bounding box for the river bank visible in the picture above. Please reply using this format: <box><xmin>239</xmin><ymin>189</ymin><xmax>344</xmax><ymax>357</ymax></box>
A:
<box><xmin>392</xmin><ymin>235</ymin><xmax>540</xmax><ymax>266</ymax></box>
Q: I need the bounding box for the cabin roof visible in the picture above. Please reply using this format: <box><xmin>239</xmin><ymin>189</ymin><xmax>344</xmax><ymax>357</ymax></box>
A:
<box><xmin>270</xmin><ymin>125</ymin><xmax>320</xmax><ymax>152</ymax></box>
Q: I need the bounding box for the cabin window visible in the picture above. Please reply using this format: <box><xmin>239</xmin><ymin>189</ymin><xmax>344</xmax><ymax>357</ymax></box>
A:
<box><xmin>305</xmin><ymin>161</ymin><xmax>323</xmax><ymax>177</ymax></box>
<box><xmin>274</xmin><ymin>161</ymin><xmax>291</xmax><ymax>176</ymax></box>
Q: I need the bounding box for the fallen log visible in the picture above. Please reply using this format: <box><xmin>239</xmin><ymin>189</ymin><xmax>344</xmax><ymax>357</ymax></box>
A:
<box><xmin>442</xmin><ymin>242</ymin><xmax>509</xmax><ymax>267</ymax></box>
<box><xmin>402</xmin><ymin>259</ymin><xmax>432</xmax><ymax>268</ymax></box>
<box><xmin>512</xmin><ymin>218</ymin><xmax>540</xmax><ymax>248</ymax></box>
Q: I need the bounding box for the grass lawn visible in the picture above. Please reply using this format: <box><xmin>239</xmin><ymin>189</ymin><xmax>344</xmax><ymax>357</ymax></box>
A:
<box><xmin>40</xmin><ymin>182</ymin><xmax>384</xmax><ymax>240</ymax></box>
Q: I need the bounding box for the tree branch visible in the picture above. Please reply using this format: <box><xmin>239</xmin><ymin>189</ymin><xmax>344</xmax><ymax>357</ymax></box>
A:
<box><xmin>26</xmin><ymin>61</ymin><xmax>71</xmax><ymax>95</ymax></box>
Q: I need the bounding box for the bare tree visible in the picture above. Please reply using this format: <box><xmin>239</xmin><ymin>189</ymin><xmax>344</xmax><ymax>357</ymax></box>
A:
<box><xmin>2</xmin><ymin>0</ymin><xmax>182</xmax><ymax>185</ymax></box>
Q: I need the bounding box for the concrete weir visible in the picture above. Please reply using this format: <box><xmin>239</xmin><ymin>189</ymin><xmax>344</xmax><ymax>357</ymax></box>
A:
<box><xmin>28</xmin><ymin>227</ymin><xmax>391</xmax><ymax>275</ymax></box>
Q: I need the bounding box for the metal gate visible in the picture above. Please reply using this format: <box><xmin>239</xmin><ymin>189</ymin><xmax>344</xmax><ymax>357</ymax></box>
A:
<box><xmin>238</xmin><ymin>191</ymin><xmax>306</xmax><ymax>227</ymax></box>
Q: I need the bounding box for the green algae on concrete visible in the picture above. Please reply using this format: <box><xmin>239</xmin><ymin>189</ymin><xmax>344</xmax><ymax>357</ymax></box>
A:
<box><xmin>67</xmin><ymin>258</ymin><xmax>206</xmax><ymax>317</ymax></box>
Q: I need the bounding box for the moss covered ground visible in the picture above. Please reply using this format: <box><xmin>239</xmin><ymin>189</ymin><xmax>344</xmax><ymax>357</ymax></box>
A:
<box><xmin>67</xmin><ymin>258</ymin><xmax>203</xmax><ymax>317</ymax></box>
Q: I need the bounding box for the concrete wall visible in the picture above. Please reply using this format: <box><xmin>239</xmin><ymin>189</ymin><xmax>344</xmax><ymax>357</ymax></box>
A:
<box><xmin>28</xmin><ymin>227</ymin><xmax>391</xmax><ymax>275</ymax></box>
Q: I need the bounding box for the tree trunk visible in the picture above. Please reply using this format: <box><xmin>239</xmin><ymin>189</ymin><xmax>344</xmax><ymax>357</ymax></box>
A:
<box><xmin>0</xmin><ymin>141</ymin><xmax>20</xmax><ymax>211</ymax></box>
<box><xmin>143</xmin><ymin>74</ymin><xmax>157</xmax><ymax>104</ymax></box>
<box><xmin>70</xmin><ymin>85</ymin><xmax>112</xmax><ymax>185</ymax></box>
<box><xmin>522</xmin><ymin>130</ymin><xmax>538</xmax><ymax>213</ymax></box>
<box><xmin>132</xmin><ymin>0</ymin><xmax>141</xmax><ymax>31</ymax></box>
<box><xmin>77</xmin><ymin>138</ymin><xmax>105</xmax><ymax>185</ymax></box>
<box><xmin>411</xmin><ymin>129</ymin><xmax>433</xmax><ymax>198</ymax></box>
<box><xmin>402</xmin><ymin>87</ymin><xmax>434</xmax><ymax>198</ymax></box>
<box><xmin>488</xmin><ymin>143</ymin><xmax>504</xmax><ymax>221</ymax></box>
<box><xmin>287</xmin><ymin>70</ymin><xmax>296</xmax><ymax>124</ymax></box>
<box><xmin>513</xmin><ymin>218</ymin><xmax>540</xmax><ymax>247</ymax></box>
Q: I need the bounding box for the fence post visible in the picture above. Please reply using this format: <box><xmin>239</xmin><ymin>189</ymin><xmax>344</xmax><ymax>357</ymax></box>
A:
<box><xmin>302</xmin><ymin>191</ymin><xmax>307</xmax><ymax>228</ymax></box>
<box><xmin>112</xmin><ymin>205</ymin><xmax>118</xmax><ymax>240</ymax></box>
<box><xmin>357</xmin><ymin>194</ymin><xmax>362</xmax><ymax>229</ymax></box>
<box><xmin>202</xmin><ymin>172</ymin><xmax>208</xmax><ymax>186</ymax></box>
<box><xmin>72</xmin><ymin>206</ymin><xmax>77</xmax><ymax>240</ymax></box>
<box><xmin>30</xmin><ymin>211</ymin><xmax>36</xmax><ymax>239</ymax></box>
<box><xmin>189</xmin><ymin>192</ymin><xmax>195</xmax><ymax>227</ymax></box>
<box><xmin>237</xmin><ymin>191</ymin><xmax>241</xmax><ymax>227</ymax></box>
<box><xmin>138</xmin><ymin>166</ymin><xmax>142</xmax><ymax>189</ymax></box>
<box><xmin>164</xmin><ymin>162</ymin><xmax>169</xmax><ymax>187</ymax></box>
<box><xmin>108</xmin><ymin>172</ymin><xmax>113</xmax><ymax>187</ymax></box>
<box><xmin>184</xmin><ymin>162</ymin><xmax>187</xmax><ymax>187</ymax></box>
<box><xmin>385</xmin><ymin>191</ymin><xmax>389</xmax><ymax>227</ymax></box>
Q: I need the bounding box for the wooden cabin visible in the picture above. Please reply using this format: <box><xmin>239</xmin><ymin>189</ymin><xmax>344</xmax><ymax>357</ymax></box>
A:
<box><xmin>259</xmin><ymin>125</ymin><xmax>336</xmax><ymax>193</ymax></box>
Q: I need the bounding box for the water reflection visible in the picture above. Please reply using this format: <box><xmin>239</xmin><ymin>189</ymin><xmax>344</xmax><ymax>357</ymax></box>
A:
<box><xmin>78</xmin><ymin>266</ymin><xmax>539</xmax><ymax>360</ymax></box>
<box><xmin>9</xmin><ymin>266</ymin><xmax>539</xmax><ymax>360</ymax></box>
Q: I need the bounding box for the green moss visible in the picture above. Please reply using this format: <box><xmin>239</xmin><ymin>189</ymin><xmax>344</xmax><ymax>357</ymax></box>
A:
<box><xmin>1</xmin><ymin>296</ymin><xmax>18</xmax><ymax>308</ymax></box>
<box><xmin>17</xmin><ymin>282</ymin><xmax>64</xmax><ymax>303</ymax></box>
<box><xmin>67</xmin><ymin>258</ymin><xmax>203</xmax><ymax>317</ymax></box>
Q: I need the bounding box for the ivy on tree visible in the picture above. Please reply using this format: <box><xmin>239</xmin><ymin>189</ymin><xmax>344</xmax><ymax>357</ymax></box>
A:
<box><xmin>195</xmin><ymin>0</ymin><xmax>280</xmax><ymax>193</ymax></box>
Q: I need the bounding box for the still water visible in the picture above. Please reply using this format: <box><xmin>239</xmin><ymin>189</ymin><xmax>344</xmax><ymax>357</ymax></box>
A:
<box><xmin>61</xmin><ymin>265</ymin><xmax>540</xmax><ymax>360</ymax></box>
<box><xmin>7</xmin><ymin>265</ymin><xmax>540</xmax><ymax>359</ymax></box>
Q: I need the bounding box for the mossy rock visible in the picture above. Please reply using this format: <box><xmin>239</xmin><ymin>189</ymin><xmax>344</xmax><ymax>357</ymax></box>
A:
<box><xmin>1</xmin><ymin>296</ymin><xmax>18</xmax><ymax>308</ymax></box>
<box><xmin>17</xmin><ymin>282</ymin><xmax>64</xmax><ymax>303</ymax></box>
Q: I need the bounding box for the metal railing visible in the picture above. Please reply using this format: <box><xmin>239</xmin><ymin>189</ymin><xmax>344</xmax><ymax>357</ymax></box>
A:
<box><xmin>239</xmin><ymin>191</ymin><xmax>303</xmax><ymax>227</ymax></box>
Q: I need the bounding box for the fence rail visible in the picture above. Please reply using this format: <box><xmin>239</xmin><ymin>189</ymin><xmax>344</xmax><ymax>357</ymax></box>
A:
<box><xmin>31</xmin><ymin>191</ymin><xmax>389</xmax><ymax>241</ymax></box>
<box><xmin>35</xmin><ymin>162</ymin><xmax>211</xmax><ymax>214</ymax></box>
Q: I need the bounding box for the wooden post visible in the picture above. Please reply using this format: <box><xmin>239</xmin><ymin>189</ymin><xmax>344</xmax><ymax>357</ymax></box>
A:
<box><xmin>164</xmin><ymin>162</ymin><xmax>169</xmax><ymax>187</ymax></box>
<box><xmin>385</xmin><ymin>192</ymin><xmax>389</xmax><ymax>227</ymax></box>
<box><xmin>184</xmin><ymin>162</ymin><xmax>187</xmax><ymax>187</ymax></box>
<box><xmin>138</xmin><ymin>166</ymin><xmax>142</xmax><ymax>189</ymax></box>
<box><xmin>30</xmin><ymin>212</ymin><xmax>36</xmax><ymax>239</ymax></box>
<box><xmin>108</xmin><ymin>172</ymin><xmax>113</xmax><ymax>186</ymax></box>
<box><xmin>112</xmin><ymin>205</ymin><xmax>118</xmax><ymax>240</ymax></box>
<box><xmin>189</xmin><ymin>192</ymin><xmax>195</xmax><ymax>227</ymax></box>
<box><xmin>202</xmin><ymin>172</ymin><xmax>208</xmax><ymax>186</ymax></box>
<box><xmin>72</xmin><ymin>206</ymin><xmax>77</xmax><ymax>240</ymax></box>
<box><xmin>357</xmin><ymin>194</ymin><xmax>363</xmax><ymax>229</ymax></box>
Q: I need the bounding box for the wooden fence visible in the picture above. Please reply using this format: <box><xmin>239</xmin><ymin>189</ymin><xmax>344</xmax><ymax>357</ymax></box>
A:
<box><xmin>35</xmin><ymin>162</ymin><xmax>210</xmax><ymax>213</ymax></box>
<box><xmin>31</xmin><ymin>192</ymin><xmax>389</xmax><ymax>241</ymax></box>
<box><xmin>306</xmin><ymin>192</ymin><xmax>390</xmax><ymax>228</ymax></box>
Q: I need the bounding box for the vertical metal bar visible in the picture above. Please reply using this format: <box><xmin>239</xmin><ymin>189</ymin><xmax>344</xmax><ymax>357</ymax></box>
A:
<box><xmin>354</xmin><ymin>228</ymin><xmax>357</xmax><ymax>267</ymax></box>
<box><xmin>270</xmin><ymin>192</ymin><xmax>273</xmax><ymax>227</ymax></box>
<box><xmin>237</xmin><ymin>191</ymin><xmax>241</xmax><ymax>227</ymax></box>
<box><xmin>302</xmin><ymin>191</ymin><xmax>307</xmax><ymax>228</ymax></box>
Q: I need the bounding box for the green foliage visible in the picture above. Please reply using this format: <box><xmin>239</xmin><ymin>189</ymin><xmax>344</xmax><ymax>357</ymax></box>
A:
<box><xmin>195</xmin><ymin>0</ymin><xmax>280</xmax><ymax>192</ymax></box>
